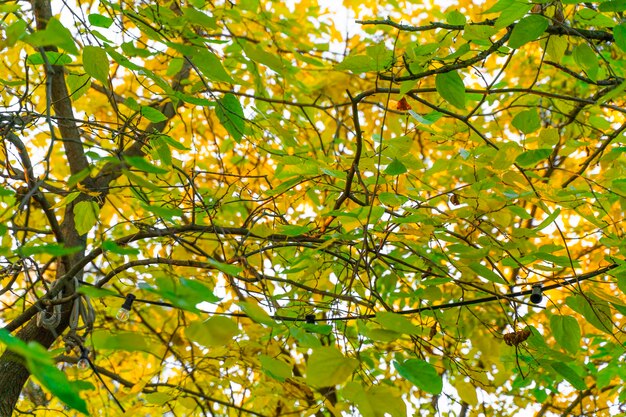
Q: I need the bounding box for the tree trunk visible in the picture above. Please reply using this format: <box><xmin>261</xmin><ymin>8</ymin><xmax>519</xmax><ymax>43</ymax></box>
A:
<box><xmin>0</xmin><ymin>315</ymin><xmax>70</xmax><ymax>416</ymax></box>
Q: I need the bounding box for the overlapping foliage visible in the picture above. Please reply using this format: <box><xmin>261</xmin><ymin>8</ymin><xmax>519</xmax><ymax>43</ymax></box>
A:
<box><xmin>1</xmin><ymin>0</ymin><xmax>626</xmax><ymax>416</ymax></box>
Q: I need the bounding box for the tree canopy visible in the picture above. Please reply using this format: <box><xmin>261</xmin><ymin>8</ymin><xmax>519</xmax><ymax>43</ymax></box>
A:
<box><xmin>1</xmin><ymin>0</ymin><xmax>626</xmax><ymax>416</ymax></box>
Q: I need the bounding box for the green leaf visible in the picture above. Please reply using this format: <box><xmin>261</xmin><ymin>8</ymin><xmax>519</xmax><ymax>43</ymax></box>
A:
<box><xmin>25</xmin><ymin>18</ymin><xmax>79</xmax><ymax>55</ymax></box>
<box><xmin>124</xmin><ymin>155</ymin><xmax>169</xmax><ymax>174</ymax></box>
<box><xmin>123</xmin><ymin>170</ymin><xmax>162</xmax><ymax>191</ymax></box>
<box><xmin>384</xmin><ymin>158</ymin><xmax>408</xmax><ymax>175</ymax></box>
<box><xmin>409</xmin><ymin>110</ymin><xmax>442</xmax><ymax>125</ymax></box>
<box><xmin>77</xmin><ymin>285</ymin><xmax>118</xmax><ymax>298</ymax></box>
<box><xmin>435</xmin><ymin>71</ymin><xmax>466</xmax><ymax>109</ymax></box>
<box><xmin>494</xmin><ymin>2</ymin><xmax>533</xmax><ymax>29</ymax></box>
<box><xmin>301</xmin><ymin>323</ymin><xmax>333</xmax><ymax>335</ymax></box>
<box><xmin>259</xmin><ymin>355</ymin><xmax>292</xmax><ymax>381</ymax></box>
<box><xmin>5</xmin><ymin>19</ymin><xmax>27</xmax><ymax>47</ymax></box>
<box><xmin>343</xmin><ymin>382</ymin><xmax>375</xmax><ymax>417</ymax></box>
<box><xmin>239</xmin><ymin>301</ymin><xmax>275</xmax><ymax>326</ymax></box>
<box><xmin>613</xmin><ymin>24</ymin><xmax>626</xmax><ymax>52</ymax></box>
<box><xmin>18</xmin><ymin>243</ymin><xmax>82</xmax><ymax>257</ymax></box>
<box><xmin>73</xmin><ymin>200</ymin><xmax>100</xmax><ymax>235</ymax></box>
<box><xmin>597</xmin><ymin>362</ymin><xmax>619</xmax><ymax>389</ymax></box>
<box><xmin>335</xmin><ymin>44</ymin><xmax>393</xmax><ymax>73</ymax></box>
<box><xmin>573</xmin><ymin>43</ymin><xmax>599</xmax><ymax>81</ymax></box>
<box><xmin>550</xmin><ymin>315</ymin><xmax>581</xmax><ymax>354</ymax></box>
<box><xmin>376</xmin><ymin>312</ymin><xmax>420</xmax><ymax>334</ymax></box>
<box><xmin>242</xmin><ymin>42</ymin><xmax>290</xmax><ymax>75</ymax></box>
<box><xmin>550</xmin><ymin>362</ymin><xmax>587</xmax><ymax>390</ymax></box>
<box><xmin>88</xmin><ymin>13</ymin><xmax>114</xmax><ymax>28</ymax></box>
<box><xmin>0</xmin><ymin>329</ymin><xmax>52</xmax><ymax>365</ymax></box>
<box><xmin>469</xmin><ymin>262</ymin><xmax>507</xmax><ymax>284</ymax></box>
<box><xmin>581</xmin><ymin>297</ymin><xmax>613</xmax><ymax>334</ymax></box>
<box><xmin>276</xmin><ymin>224</ymin><xmax>310</xmax><ymax>236</ymax></box>
<box><xmin>216</xmin><ymin>93</ymin><xmax>246</xmax><ymax>142</ymax></box>
<box><xmin>152</xmin><ymin>136</ymin><xmax>172</xmax><ymax>166</ymax></box>
<box><xmin>446</xmin><ymin>10</ymin><xmax>466</xmax><ymax>25</ymax></box>
<box><xmin>140</xmin><ymin>106</ymin><xmax>168</xmax><ymax>123</ymax></box>
<box><xmin>617</xmin><ymin>275</ymin><xmax>626</xmax><ymax>296</ymax></box>
<box><xmin>533</xmin><ymin>208</ymin><xmax>561</xmax><ymax>231</ymax></box>
<box><xmin>545</xmin><ymin>35</ymin><xmax>568</xmax><ymax>62</ymax></box>
<box><xmin>182</xmin><ymin>7</ymin><xmax>217</xmax><ymax>29</ymax></box>
<box><xmin>206</xmin><ymin>257</ymin><xmax>243</xmax><ymax>276</ymax></box>
<box><xmin>290</xmin><ymin>327</ymin><xmax>322</xmax><ymax>348</ymax></box>
<box><xmin>83</xmin><ymin>46</ymin><xmax>109</xmax><ymax>86</ymax></box>
<box><xmin>462</xmin><ymin>24</ymin><xmax>497</xmax><ymax>41</ymax></box>
<box><xmin>512</xmin><ymin>110</ymin><xmax>541</xmax><ymax>134</ymax></box>
<box><xmin>575</xmin><ymin>7</ymin><xmax>616</xmax><ymax>27</ymax></box>
<box><xmin>102</xmin><ymin>240</ymin><xmax>140</xmax><ymax>255</ymax></box>
<box><xmin>92</xmin><ymin>330</ymin><xmax>154</xmax><ymax>353</ymax></box>
<box><xmin>508</xmin><ymin>15</ymin><xmax>549</xmax><ymax>49</ymax></box>
<box><xmin>66</xmin><ymin>73</ymin><xmax>91</xmax><ymax>100</ymax></box>
<box><xmin>566</xmin><ymin>294</ymin><xmax>614</xmax><ymax>334</ymax></box>
<box><xmin>31</xmin><ymin>361</ymin><xmax>93</xmax><ymax>414</ymax></box>
<box><xmin>515</xmin><ymin>148</ymin><xmax>552</xmax><ymax>167</ymax></box>
<box><xmin>378</xmin><ymin>192</ymin><xmax>408</xmax><ymax>207</ymax></box>
<box><xmin>599</xmin><ymin>0</ymin><xmax>626</xmax><ymax>12</ymax></box>
<box><xmin>185</xmin><ymin>316</ymin><xmax>239</xmax><ymax>347</ymax></box>
<box><xmin>394</xmin><ymin>359</ymin><xmax>442</xmax><ymax>394</ymax></box>
<box><xmin>192</xmin><ymin>49</ymin><xmax>235</xmax><ymax>83</ymax></box>
<box><xmin>142</xmin><ymin>203</ymin><xmax>183</xmax><ymax>220</ymax></box>
<box><xmin>483</xmin><ymin>0</ymin><xmax>515</xmax><ymax>14</ymax></box>
<box><xmin>27</xmin><ymin>52</ymin><xmax>72</xmax><ymax>66</ymax></box>
<box><xmin>158</xmin><ymin>133</ymin><xmax>190</xmax><ymax>150</ymax></box>
<box><xmin>306</xmin><ymin>347</ymin><xmax>358</xmax><ymax>387</ymax></box>
<box><xmin>179</xmin><ymin>277</ymin><xmax>221</xmax><ymax>303</ymax></box>
<box><xmin>139</xmin><ymin>276</ymin><xmax>220</xmax><ymax>312</ymax></box>
<box><xmin>364</xmin><ymin>43</ymin><xmax>394</xmax><ymax>71</ymax></box>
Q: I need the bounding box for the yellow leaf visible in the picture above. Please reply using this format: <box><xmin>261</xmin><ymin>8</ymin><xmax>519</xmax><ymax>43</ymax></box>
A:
<box><xmin>76</xmin><ymin>183</ymin><xmax>101</xmax><ymax>197</ymax></box>
<box><xmin>455</xmin><ymin>380</ymin><xmax>478</xmax><ymax>406</ymax></box>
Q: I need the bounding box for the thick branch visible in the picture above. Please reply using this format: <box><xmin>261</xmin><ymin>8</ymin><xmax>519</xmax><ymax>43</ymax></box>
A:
<box><xmin>31</xmin><ymin>0</ymin><xmax>88</xmax><ymax>176</ymax></box>
<box><xmin>357</xmin><ymin>18</ymin><xmax>614</xmax><ymax>42</ymax></box>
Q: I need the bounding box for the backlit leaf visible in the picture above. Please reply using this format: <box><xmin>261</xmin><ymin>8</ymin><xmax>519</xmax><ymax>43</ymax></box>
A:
<box><xmin>185</xmin><ymin>316</ymin><xmax>239</xmax><ymax>347</ymax></box>
<box><xmin>239</xmin><ymin>301</ymin><xmax>275</xmax><ymax>326</ymax></box>
<box><xmin>599</xmin><ymin>0</ymin><xmax>626</xmax><ymax>12</ymax></box>
<box><xmin>124</xmin><ymin>155</ymin><xmax>169</xmax><ymax>174</ymax></box>
<box><xmin>550</xmin><ymin>315</ymin><xmax>581</xmax><ymax>354</ymax></box>
<box><xmin>515</xmin><ymin>149</ymin><xmax>552</xmax><ymax>167</ymax></box>
<box><xmin>88</xmin><ymin>13</ymin><xmax>113</xmax><ymax>28</ymax></box>
<box><xmin>512</xmin><ymin>110</ymin><xmax>541</xmax><ymax>134</ymax></box>
<box><xmin>435</xmin><ymin>71</ymin><xmax>466</xmax><ymax>109</ymax></box>
<box><xmin>73</xmin><ymin>200</ymin><xmax>100</xmax><ymax>235</ymax></box>
<box><xmin>385</xmin><ymin>158</ymin><xmax>408</xmax><ymax>175</ymax></box>
<box><xmin>260</xmin><ymin>355</ymin><xmax>292</xmax><ymax>381</ymax></box>
<box><xmin>216</xmin><ymin>93</ymin><xmax>245</xmax><ymax>142</ymax></box>
<box><xmin>140</xmin><ymin>106</ymin><xmax>168</xmax><ymax>123</ymax></box>
<box><xmin>550</xmin><ymin>362</ymin><xmax>587</xmax><ymax>390</ymax></box>
<box><xmin>306</xmin><ymin>347</ymin><xmax>358</xmax><ymax>387</ymax></box>
<box><xmin>394</xmin><ymin>359</ymin><xmax>442</xmax><ymax>394</ymax></box>
<box><xmin>508</xmin><ymin>15</ymin><xmax>549</xmax><ymax>49</ymax></box>
<box><xmin>83</xmin><ymin>46</ymin><xmax>109</xmax><ymax>85</ymax></box>
<box><xmin>455</xmin><ymin>380</ymin><xmax>478</xmax><ymax>406</ymax></box>
<box><xmin>92</xmin><ymin>330</ymin><xmax>155</xmax><ymax>353</ymax></box>
<box><xmin>469</xmin><ymin>262</ymin><xmax>507</xmax><ymax>284</ymax></box>
<box><xmin>192</xmin><ymin>49</ymin><xmax>235</xmax><ymax>83</ymax></box>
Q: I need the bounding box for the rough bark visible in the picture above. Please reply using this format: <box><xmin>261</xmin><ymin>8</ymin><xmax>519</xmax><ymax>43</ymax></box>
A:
<box><xmin>0</xmin><ymin>1</ymin><xmax>190</xmax><ymax>413</ymax></box>
<box><xmin>0</xmin><ymin>313</ymin><xmax>71</xmax><ymax>416</ymax></box>
<box><xmin>0</xmin><ymin>0</ymin><xmax>87</xmax><ymax>414</ymax></box>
